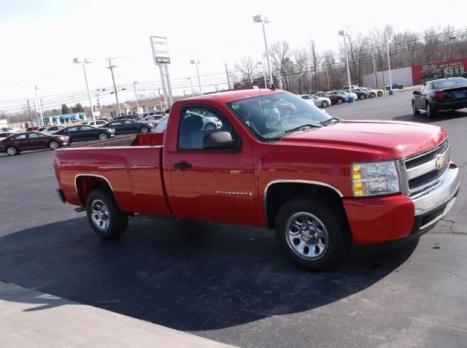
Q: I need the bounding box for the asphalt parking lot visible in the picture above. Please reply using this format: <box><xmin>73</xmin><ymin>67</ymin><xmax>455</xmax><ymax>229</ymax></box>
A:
<box><xmin>1</xmin><ymin>90</ymin><xmax>467</xmax><ymax>347</ymax></box>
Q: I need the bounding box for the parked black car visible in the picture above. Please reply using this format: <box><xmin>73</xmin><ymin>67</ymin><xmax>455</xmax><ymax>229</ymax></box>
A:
<box><xmin>412</xmin><ymin>77</ymin><xmax>467</xmax><ymax>117</ymax></box>
<box><xmin>55</xmin><ymin>125</ymin><xmax>115</xmax><ymax>142</ymax></box>
<box><xmin>352</xmin><ymin>88</ymin><xmax>370</xmax><ymax>100</ymax></box>
<box><xmin>102</xmin><ymin>119</ymin><xmax>152</xmax><ymax>135</ymax></box>
<box><xmin>384</xmin><ymin>83</ymin><xmax>404</xmax><ymax>90</ymax></box>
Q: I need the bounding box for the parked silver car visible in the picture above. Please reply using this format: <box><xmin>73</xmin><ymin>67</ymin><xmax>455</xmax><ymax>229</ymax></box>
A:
<box><xmin>301</xmin><ymin>94</ymin><xmax>331</xmax><ymax>108</ymax></box>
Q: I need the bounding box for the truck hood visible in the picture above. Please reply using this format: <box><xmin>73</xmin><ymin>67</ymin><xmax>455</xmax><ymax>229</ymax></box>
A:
<box><xmin>280</xmin><ymin>120</ymin><xmax>447</xmax><ymax>159</ymax></box>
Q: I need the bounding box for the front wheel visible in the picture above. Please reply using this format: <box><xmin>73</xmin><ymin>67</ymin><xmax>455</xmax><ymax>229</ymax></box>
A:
<box><xmin>359</xmin><ymin>94</ymin><xmax>365</xmax><ymax>100</ymax></box>
<box><xmin>336</xmin><ymin>98</ymin><xmax>344</xmax><ymax>105</ymax></box>
<box><xmin>321</xmin><ymin>101</ymin><xmax>329</xmax><ymax>108</ymax></box>
<box><xmin>98</xmin><ymin>133</ymin><xmax>109</xmax><ymax>140</ymax></box>
<box><xmin>86</xmin><ymin>189</ymin><xmax>128</xmax><ymax>239</ymax></box>
<box><xmin>6</xmin><ymin>146</ymin><xmax>17</xmax><ymax>156</ymax></box>
<box><xmin>49</xmin><ymin>140</ymin><xmax>59</xmax><ymax>150</ymax></box>
<box><xmin>140</xmin><ymin>126</ymin><xmax>150</xmax><ymax>133</ymax></box>
<box><xmin>275</xmin><ymin>198</ymin><xmax>348</xmax><ymax>271</ymax></box>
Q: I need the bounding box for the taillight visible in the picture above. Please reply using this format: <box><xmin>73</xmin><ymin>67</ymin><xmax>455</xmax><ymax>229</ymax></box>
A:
<box><xmin>434</xmin><ymin>91</ymin><xmax>445</xmax><ymax>100</ymax></box>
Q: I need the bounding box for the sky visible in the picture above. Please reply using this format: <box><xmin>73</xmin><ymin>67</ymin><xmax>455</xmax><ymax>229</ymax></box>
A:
<box><xmin>0</xmin><ymin>0</ymin><xmax>466</xmax><ymax>111</ymax></box>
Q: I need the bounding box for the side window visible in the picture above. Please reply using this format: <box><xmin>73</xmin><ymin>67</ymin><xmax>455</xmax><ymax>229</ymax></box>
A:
<box><xmin>28</xmin><ymin>132</ymin><xmax>42</xmax><ymax>138</ymax></box>
<box><xmin>67</xmin><ymin>127</ymin><xmax>79</xmax><ymax>132</ymax></box>
<box><xmin>124</xmin><ymin>120</ymin><xmax>134</xmax><ymax>124</ymax></box>
<box><xmin>178</xmin><ymin>106</ymin><xmax>233</xmax><ymax>150</ymax></box>
<box><xmin>14</xmin><ymin>133</ymin><xmax>27</xmax><ymax>140</ymax></box>
<box><xmin>80</xmin><ymin>125</ymin><xmax>93</xmax><ymax>130</ymax></box>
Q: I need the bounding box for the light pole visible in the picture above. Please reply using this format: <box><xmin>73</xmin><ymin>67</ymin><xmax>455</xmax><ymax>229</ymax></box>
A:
<box><xmin>386</xmin><ymin>35</ymin><xmax>393</xmax><ymax>95</ymax></box>
<box><xmin>34</xmin><ymin>86</ymin><xmax>44</xmax><ymax>126</ymax></box>
<box><xmin>187</xmin><ymin>77</ymin><xmax>194</xmax><ymax>96</ymax></box>
<box><xmin>73</xmin><ymin>58</ymin><xmax>96</xmax><ymax>124</ymax></box>
<box><xmin>190</xmin><ymin>60</ymin><xmax>202</xmax><ymax>94</ymax></box>
<box><xmin>132</xmin><ymin>81</ymin><xmax>140</xmax><ymax>114</ymax></box>
<box><xmin>253</xmin><ymin>15</ymin><xmax>273</xmax><ymax>87</ymax></box>
<box><xmin>338</xmin><ymin>30</ymin><xmax>353</xmax><ymax>101</ymax></box>
<box><xmin>257</xmin><ymin>61</ymin><xmax>267</xmax><ymax>88</ymax></box>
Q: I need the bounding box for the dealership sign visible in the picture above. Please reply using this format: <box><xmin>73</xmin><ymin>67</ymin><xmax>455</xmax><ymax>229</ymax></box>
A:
<box><xmin>150</xmin><ymin>36</ymin><xmax>171</xmax><ymax>65</ymax></box>
<box><xmin>412</xmin><ymin>58</ymin><xmax>467</xmax><ymax>84</ymax></box>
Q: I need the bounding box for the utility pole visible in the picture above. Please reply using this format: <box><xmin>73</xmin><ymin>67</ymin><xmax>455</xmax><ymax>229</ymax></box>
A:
<box><xmin>106</xmin><ymin>58</ymin><xmax>121</xmax><ymax>117</ymax></box>
<box><xmin>225</xmin><ymin>62</ymin><xmax>231</xmax><ymax>90</ymax></box>
<box><xmin>339</xmin><ymin>30</ymin><xmax>353</xmax><ymax>101</ymax></box>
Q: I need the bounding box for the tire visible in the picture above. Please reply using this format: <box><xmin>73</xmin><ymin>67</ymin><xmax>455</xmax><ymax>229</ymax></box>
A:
<box><xmin>140</xmin><ymin>126</ymin><xmax>150</xmax><ymax>133</ymax></box>
<box><xmin>359</xmin><ymin>94</ymin><xmax>365</xmax><ymax>100</ymax></box>
<box><xmin>336</xmin><ymin>98</ymin><xmax>344</xmax><ymax>105</ymax></box>
<box><xmin>204</xmin><ymin>123</ymin><xmax>216</xmax><ymax>130</ymax></box>
<box><xmin>86</xmin><ymin>189</ymin><xmax>128</xmax><ymax>239</ymax></box>
<box><xmin>378</xmin><ymin>91</ymin><xmax>383</xmax><ymax>97</ymax></box>
<box><xmin>49</xmin><ymin>140</ymin><xmax>59</xmax><ymax>150</ymax></box>
<box><xmin>6</xmin><ymin>146</ymin><xmax>17</xmax><ymax>156</ymax></box>
<box><xmin>275</xmin><ymin>197</ymin><xmax>349</xmax><ymax>271</ymax></box>
<box><xmin>98</xmin><ymin>133</ymin><xmax>109</xmax><ymax>141</ymax></box>
<box><xmin>412</xmin><ymin>101</ymin><xmax>420</xmax><ymax>116</ymax></box>
<box><xmin>370</xmin><ymin>93</ymin><xmax>376</xmax><ymax>98</ymax></box>
<box><xmin>321</xmin><ymin>101</ymin><xmax>329</xmax><ymax>108</ymax></box>
<box><xmin>426</xmin><ymin>102</ymin><xmax>436</xmax><ymax>118</ymax></box>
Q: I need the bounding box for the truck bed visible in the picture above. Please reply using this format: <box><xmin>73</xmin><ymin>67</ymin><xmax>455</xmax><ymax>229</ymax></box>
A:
<box><xmin>54</xmin><ymin>132</ymin><xmax>170</xmax><ymax>217</ymax></box>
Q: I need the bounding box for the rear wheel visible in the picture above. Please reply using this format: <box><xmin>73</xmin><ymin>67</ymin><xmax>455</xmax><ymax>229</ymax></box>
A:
<box><xmin>275</xmin><ymin>198</ymin><xmax>348</xmax><ymax>271</ymax></box>
<box><xmin>370</xmin><ymin>92</ymin><xmax>376</xmax><ymax>98</ymax></box>
<box><xmin>140</xmin><ymin>126</ymin><xmax>150</xmax><ymax>133</ymax></box>
<box><xmin>204</xmin><ymin>123</ymin><xmax>216</xmax><ymax>130</ymax></box>
<box><xmin>336</xmin><ymin>98</ymin><xmax>344</xmax><ymax>105</ymax></box>
<box><xmin>86</xmin><ymin>189</ymin><xmax>128</xmax><ymax>239</ymax></box>
<box><xmin>426</xmin><ymin>103</ymin><xmax>436</xmax><ymax>118</ymax></box>
<box><xmin>412</xmin><ymin>101</ymin><xmax>420</xmax><ymax>116</ymax></box>
<box><xmin>6</xmin><ymin>146</ymin><xmax>17</xmax><ymax>156</ymax></box>
<box><xmin>321</xmin><ymin>100</ymin><xmax>329</xmax><ymax>108</ymax></box>
<box><xmin>49</xmin><ymin>140</ymin><xmax>59</xmax><ymax>150</ymax></box>
<box><xmin>359</xmin><ymin>94</ymin><xmax>365</xmax><ymax>100</ymax></box>
<box><xmin>98</xmin><ymin>133</ymin><xmax>109</xmax><ymax>140</ymax></box>
<box><xmin>378</xmin><ymin>91</ymin><xmax>383</xmax><ymax>97</ymax></box>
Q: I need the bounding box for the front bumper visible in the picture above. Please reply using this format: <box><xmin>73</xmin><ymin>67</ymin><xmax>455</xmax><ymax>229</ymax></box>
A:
<box><xmin>343</xmin><ymin>162</ymin><xmax>460</xmax><ymax>244</ymax></box>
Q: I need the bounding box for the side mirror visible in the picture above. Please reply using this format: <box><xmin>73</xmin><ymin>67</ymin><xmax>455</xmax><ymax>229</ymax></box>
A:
<box><xmin>203</xmin><ymin>131</ymin><xmax>238</xmax><ymax>150</ymax></box>
<box><xmin>412</xmin><ymin>90</ymin><xmax>421</xmax><ymax>96</ymax></box>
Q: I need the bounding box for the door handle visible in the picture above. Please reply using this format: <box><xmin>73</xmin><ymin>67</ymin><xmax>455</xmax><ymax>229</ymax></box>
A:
<box><xmin>174</xmin><ymin>161</ymin><xmax>192</xmax><ymax>171</ymax></box>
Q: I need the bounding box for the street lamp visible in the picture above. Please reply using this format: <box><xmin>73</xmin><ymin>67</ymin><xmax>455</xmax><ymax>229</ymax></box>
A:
<box><xmin>338</xmin><ymin>30</ymin><xmax>353</xmax><ymax>101</ymax></box>
<box><xmin>132</xmin><ymin>81</ymin><xmax>140</xmax><ymax>115</ymax></box>
<box><xmin>190</xmin><ymin>60</ymin><xmax>202</xmax><ymax>94</ymax></box>
<box><xmin>253</xmin><ymin>15</ymin><xmax>273</xmax><ymax>88</ymax></box>
<box><xmin>73</xmin><ymin>58</ymin><xmax>96</xmax><ymax>124</ymax></box>
<box><xmin>386</xmin><ymin>35</ymin><xmax>393</xmax><ymax>95</ymax></box>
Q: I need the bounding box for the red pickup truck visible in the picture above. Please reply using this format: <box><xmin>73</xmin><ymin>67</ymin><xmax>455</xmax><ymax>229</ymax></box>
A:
<box><xmin>54</xmin><ymin>89</ymin><xmax>460</xmax><ymax>270</ymax></box>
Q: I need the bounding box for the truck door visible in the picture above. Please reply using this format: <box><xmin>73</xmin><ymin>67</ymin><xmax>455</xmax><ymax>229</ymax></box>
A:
<box><xmin>165</xmin><ymin>105</ymin><xmax>258</xmax><ymax>226</ymax></box>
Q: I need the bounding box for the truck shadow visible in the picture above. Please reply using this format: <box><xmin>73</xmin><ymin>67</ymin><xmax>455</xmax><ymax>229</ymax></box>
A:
<box><xmin>0</xmin><ymin>216</ymin><xmax>417</xmax><ymax>331</ymax></box>
<box><xmin>393</xmin><ymin>109</ymin><xmax>467</xmax><ymax>123</ymax></box>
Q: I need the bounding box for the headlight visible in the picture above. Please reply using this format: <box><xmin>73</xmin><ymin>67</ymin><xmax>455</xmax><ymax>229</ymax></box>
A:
<box><xmin>352</xmin><ymin>161</ymin><xmax>399</xmax><ymax>197</ymax></box>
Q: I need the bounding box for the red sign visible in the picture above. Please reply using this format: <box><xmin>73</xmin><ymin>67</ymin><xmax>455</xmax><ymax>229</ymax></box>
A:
<box><xmin>412</xmin><ymin>58</ymin><xmax>467</xmax><ymax>85</ymax></box>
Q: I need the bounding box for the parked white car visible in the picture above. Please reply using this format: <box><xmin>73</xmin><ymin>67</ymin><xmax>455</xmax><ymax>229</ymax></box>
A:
<box><xmin>153</xmin><ymin>116</ymin><xmax>168</xmax><ymax>133</ymax></box>
<box><xmin>338</xmin><ymin>90</ymin><xmax>358</xmax><ymax>102</ymax></box>
<box><xmin>81</xmin><ymin>120</ymin><xmax>108</xmax><ymax>127</ymax></box>
<box><xmin>301</xmin><ymin>94</ymin><xmax>331</xmax><ymax>108</ymax></box>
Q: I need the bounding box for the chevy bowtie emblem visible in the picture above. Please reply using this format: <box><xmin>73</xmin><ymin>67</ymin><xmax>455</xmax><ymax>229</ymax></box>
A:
<box><xmin>435</xmin><ymin>154</ymin><xmax>445</xmax><ymax>170</ymax></box>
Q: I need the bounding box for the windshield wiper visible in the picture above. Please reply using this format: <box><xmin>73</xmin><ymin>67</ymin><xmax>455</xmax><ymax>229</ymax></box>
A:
<box><xmin>282</xmin><ymin>123</ymin><xmax>321</xmax><ymax>135</ymax></box>
<box><xmin>320</xmin><ymin>117</ymin><xmax>342</xmax><ymax>126</ymax></box>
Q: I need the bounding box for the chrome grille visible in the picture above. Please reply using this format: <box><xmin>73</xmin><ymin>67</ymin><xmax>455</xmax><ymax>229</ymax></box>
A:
<box><xmin>403</xmin><ymin>140</ymin><xmax>450</xmax><ymax>196</ymax></box>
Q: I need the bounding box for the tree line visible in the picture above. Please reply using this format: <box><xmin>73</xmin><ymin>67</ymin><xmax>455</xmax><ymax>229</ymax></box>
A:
<box><xmin>234</xmin><ymin>25</ymin><xmax>467</xmax><ymax>93</ymax></box>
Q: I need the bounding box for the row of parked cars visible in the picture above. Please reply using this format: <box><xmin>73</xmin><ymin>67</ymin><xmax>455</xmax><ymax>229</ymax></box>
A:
<box><xmin>0</xmin><ymin>113</ymin><xmax>168</xmax><ymax>156</ymax></box>
<box><xmin>300</xmin><ymin>85</ymin><xmax>391</xmax><ymax>108</ymax></box>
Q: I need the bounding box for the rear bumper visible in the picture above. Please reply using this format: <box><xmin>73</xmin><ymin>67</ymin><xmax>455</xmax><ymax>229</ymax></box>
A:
<box><xmin>344</xmin><ymin>162</ymin><xmax>459</xmax><ymax>244</ymax></box>
<box><xmin>432</xmin><ymin>99</ymin><xmax>467</xmax><ymax>110</ymax></box>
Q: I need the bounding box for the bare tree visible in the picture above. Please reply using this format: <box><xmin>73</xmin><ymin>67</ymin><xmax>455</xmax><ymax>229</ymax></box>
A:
<box><xmin>270</xmin><ymin>41</ymin><xmax>293</xmax><ymax>90</ymax></box>
<box><xmin>235</xmin><ymin>56</ymin><xmax>256</xmax><ymax>86</ymax></box>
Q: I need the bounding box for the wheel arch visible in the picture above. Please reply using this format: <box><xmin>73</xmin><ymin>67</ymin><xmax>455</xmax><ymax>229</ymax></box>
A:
<box><xmin>264</xmin><ymin>180</ymin><xmax>349</xmax><ymax>235</ymax></box>
<box><xmin>75</xmin><ymin>174</ymin><xmax>115</xmax><ymax>206</ymax></box>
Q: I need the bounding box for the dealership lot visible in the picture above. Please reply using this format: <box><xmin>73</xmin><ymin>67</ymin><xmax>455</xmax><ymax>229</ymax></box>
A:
<box><xmin>1</xmin><ymin>90</ymin><xmax>467</xmax><ymax>347</ymax></box>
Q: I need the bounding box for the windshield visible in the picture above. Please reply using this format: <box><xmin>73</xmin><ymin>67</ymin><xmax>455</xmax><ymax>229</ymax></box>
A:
<box><xmin>431</xmin><ymin>77</ymin><xmax>467</xmax><ymax>90</ymax></box>
<box><xmin>227</xmin><ymin>92</ymin><xmax>330</xmax><ymax>140</ymax></box>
